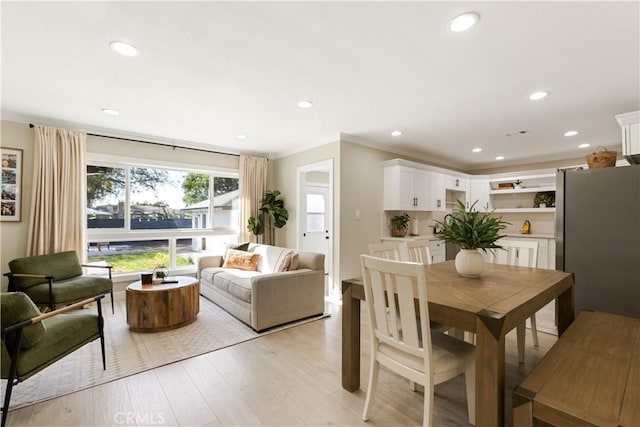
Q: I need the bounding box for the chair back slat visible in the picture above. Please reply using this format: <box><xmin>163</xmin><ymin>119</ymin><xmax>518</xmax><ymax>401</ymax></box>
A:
<box><xmin>489</xmin><ymin>239</ymin><xmax>539</xmax><ymax>268</ymax></box>
<box><xmin>361</xmin><ymin>255</ymin><xmax>431</xmax><ymax>358</ymax></box>
<box><xmin>406</xmin><ymin>240</ymin><xmax>432</xmax><ymax>264</ymax></box>
<box><xmin>369</xmin><ymin>242</ymin><xmax>401</xmax><ymax>261</ymax></box>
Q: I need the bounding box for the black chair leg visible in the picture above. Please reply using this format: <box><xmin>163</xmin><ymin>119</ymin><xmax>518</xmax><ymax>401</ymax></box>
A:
<box><xmin>1</xmin><ymin>377</ymin><xmax>15</xmax><ymax>427</ymax></box>
<box><xmin>96</xmin><ymin>298</ymin><xmax>106</xmax><ymax>370</ymax></box>
<box><xmin>110</xmin><ymin>290</ymin><xmax>114</xmax><ymax>314</ymax></box>
<box><xmin>2</xmin><ymin>330</ymin><xmax>23</xmax><ymax>427</ymax></box>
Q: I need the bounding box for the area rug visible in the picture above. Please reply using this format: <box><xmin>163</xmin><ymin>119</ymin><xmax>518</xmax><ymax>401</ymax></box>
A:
<box><xmin>2</xmin><ymin>296</ymin><xmax>330</xmax><ymax>410</ymax></box>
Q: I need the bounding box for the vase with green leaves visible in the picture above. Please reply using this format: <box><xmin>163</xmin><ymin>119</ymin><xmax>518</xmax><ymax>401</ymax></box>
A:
<box><xmin>433</xmin><ymin>200</ymin><xmax>509</xmax><ymax>277</ymax></box>
<box><xmin>389</xmin><ymin>213</ymin><xmax>411</xmax><ymax>237</ymax></box>
<box><xmin>247</xmin><ymin>190</ymin><xmax>289</xmax><ymax>244</ymax></box>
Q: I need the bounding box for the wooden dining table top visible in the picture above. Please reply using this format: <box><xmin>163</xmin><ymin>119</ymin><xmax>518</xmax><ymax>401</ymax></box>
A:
<box><xmin>341</xmin><ymin>260</ymin><xmax>576</xmax><ymax>427</ymax></box>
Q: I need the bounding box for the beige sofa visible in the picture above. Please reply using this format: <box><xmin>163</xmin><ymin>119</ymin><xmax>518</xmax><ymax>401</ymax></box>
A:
<box><xmin>197</xmin><ymin>243</ymin><xmax>325</xmax><ymax>331</ymax></box>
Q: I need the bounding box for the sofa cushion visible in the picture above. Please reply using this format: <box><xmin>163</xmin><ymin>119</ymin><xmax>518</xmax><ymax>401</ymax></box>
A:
<box><xmin>222</xmin><ymin>249</ymin><xmax>260</xmax><ymax>271</ymax></box>
<box><xmin>212</xmin><ymin>271</ymin><xmax>260</xmax><ymax>303</ymax></box>
<box><xmin>250</xmin><ymin>244</ymin><xmax>291</xmax><ymax>274</ymax></box>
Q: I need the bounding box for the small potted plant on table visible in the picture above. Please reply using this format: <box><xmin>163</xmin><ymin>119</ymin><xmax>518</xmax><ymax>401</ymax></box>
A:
<box><xmin>434</xmin><ymin>200</ymin><xmax>509</xmax><ymax>278</ymax></box>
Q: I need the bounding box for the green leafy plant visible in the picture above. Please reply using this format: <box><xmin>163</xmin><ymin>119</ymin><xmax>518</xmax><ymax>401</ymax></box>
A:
<box><xmin>434</xmin><ymin>200</ymin><xmax>509</xmax><ymax>251</ymax></box>
<box><xmin>533</xmin><ymin>192</ymin><xmax>553</xmax><ymax>208</ymax></box>
<box><xmin>247</xmin><ymin>190</ymin><xmax>289</xmax><ymax>244</ymax></box>
<box><xmin>389</xmin><ymin>213</ymin><xmax>411</xmax><ymax>237</ymax></box>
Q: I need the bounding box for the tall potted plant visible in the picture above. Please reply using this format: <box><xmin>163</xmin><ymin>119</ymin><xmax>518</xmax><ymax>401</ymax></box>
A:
<box><xmin>433</xmin><ymin>200</ymin><xmax>509</xmax><ymax>277</ymax></box>
<box><xmin>247</xmin><ymin>190</ymin><xmax>289</xmax><ymax>244</ymax></box>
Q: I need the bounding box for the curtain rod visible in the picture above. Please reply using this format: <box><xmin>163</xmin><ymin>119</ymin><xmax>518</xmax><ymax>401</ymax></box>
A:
<box><xmin>28</xmin><ymin>123</ymin><xmax>240</xmax><ymax>157</ymax></box>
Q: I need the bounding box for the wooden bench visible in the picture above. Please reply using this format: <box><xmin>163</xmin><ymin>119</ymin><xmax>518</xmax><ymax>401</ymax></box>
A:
<box><xmin>513</xmin><ymin>311</ymin><xmax>639</xmax><ymax>427</ymax></box>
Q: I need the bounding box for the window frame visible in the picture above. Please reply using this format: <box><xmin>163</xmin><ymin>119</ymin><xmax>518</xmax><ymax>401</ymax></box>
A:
<box><xmin>86</xmin><ymin>153</ymin><xmax>239</xmax><ymax>278</ymax></box>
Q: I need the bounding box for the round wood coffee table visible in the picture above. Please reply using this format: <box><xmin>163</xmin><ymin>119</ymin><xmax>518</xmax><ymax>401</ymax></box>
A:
<box><xmin>126</xmin><ymin>276</ymin><xmax>200</xmax><ymax>332</ymax></box>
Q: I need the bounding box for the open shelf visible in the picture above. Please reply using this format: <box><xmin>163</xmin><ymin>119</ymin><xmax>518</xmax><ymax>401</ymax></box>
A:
<box><xmin>489</xmin><ymin>186</ymin><xmax>556</xmax><ymax>195</ymax></box>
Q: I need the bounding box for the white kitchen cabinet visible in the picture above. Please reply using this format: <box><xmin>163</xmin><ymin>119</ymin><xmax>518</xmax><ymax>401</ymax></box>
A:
<box><xmin>427</xmin><ymin>172</ymin><xmax>446</xmax><ymax>212</ymax></box>
<box><xmin>383</xmin><ymin>165</ymin><xmax>430</xmax><ymax>211</ymax></box>
<box><xmin>615</xmin><ymin>111</ymin><xmax>640</xmax><ymax>163</ymax></box>
<box><xmin>445</xmin><ymin>175</ymin><xmax>469</xmax><ymax>191</ymax></box>
<box><xmin>469</xmin><ymin>178</ymin><xmax>490</xmax><ymax>211</ymax></box>
<box><xmin>428</xmin><ymin>239</ymin><xmax>446</xmax><ymax>264</ymax></box>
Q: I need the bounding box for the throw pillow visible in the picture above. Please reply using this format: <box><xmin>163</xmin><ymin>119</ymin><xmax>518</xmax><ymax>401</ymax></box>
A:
<box><xmin>222</xmin><ymin>249</ymin><xmax>260</xmax><ymax>271</ymax></box>
<box><xmin>232</xmin><ymin>242</ymin><xmax>250</xmax><ymax>252</ymax></box>
<box><xmin>277</xmin><ymin>251</ymin><xmax>299</xmax><ymax>272</ymax></box>
<box><xmin>0</xmin><ymin>292</ymin><xmax>46</xmax><ymax>349</ymax></box>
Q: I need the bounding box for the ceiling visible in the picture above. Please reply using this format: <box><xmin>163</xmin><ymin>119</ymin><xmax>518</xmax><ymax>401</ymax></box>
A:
<box><xmin>2</xmin><ymin>1</ymin><xmax>639</xmax><ymax>171</ymax></box>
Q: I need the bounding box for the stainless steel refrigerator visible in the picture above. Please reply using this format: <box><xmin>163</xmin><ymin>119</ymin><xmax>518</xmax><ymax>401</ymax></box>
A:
<box><xmin>556</xmin><ymin>165</ymin><xmax>640</xmax><ymax>318</ymax></box>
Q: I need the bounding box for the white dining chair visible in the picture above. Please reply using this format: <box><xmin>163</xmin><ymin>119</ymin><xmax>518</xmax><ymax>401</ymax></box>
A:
<box><xmin>488</xmin><ymin>239</ymin><xmax>540</xmax><ymax>363</ymax></box>
<box><xmin>406</xmin><ymin>239</ymin><xmax>432</xmax><ymax>264</ymax></box>
<box><xmin>360</xmin><ymin>255</ymin><xmax>476</xmax><ymax>426</ymax></box>
<box><xmin>368</xmin><ymin>242</ymin><xmax>402</xmax><ymax>261</ymax></box>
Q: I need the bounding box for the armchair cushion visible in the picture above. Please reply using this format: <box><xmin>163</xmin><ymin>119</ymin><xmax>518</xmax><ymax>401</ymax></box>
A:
<box><xmin>0</xmin><ymin>292</ymin><xmax>46</xmax><ymax>349</ymax></box>
<box><xmin>8</xmin><ymin>251</ymin><xmax>82</xmax><ymax>289</ymax></box>
<box><xmin>24</xmin><ymin>275</ymin><xmax>112</xmax><ymax>306</ymax></box>
<box><xmin>14</xmin><ymin>313</ymin><xmax>101</xmax><ymax>380</ymax></box>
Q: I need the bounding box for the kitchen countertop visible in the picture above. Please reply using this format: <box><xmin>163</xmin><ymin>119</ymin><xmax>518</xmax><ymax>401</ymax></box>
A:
<box><xmin>381</xmin><ymin>234</ymin><xmax>437</xmax><ymax>241</ymax></box>
<box><xmin>504</xmin><ymin>233</ymin><xmax>555</xmax><ymax>238</ymax></box>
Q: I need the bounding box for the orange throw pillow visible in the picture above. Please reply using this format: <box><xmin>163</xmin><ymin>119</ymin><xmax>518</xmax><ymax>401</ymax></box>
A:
<box><xmin>222</xmin><ymin>249</ymin><xmax>260</xmax><ymax>271</ymax></box>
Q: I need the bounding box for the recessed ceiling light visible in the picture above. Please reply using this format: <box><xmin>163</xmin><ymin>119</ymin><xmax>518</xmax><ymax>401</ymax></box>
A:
<box><xmin>109</xmin><ymin>41</ymin><xmax>139</xmax><ymax>57</ymax></box>
<box><xmin>101</xmin><ymin>108</ymin><xmax>119</xmax><ymax>116</ymax></box>
<box><xmin>448</xmin><ymin>12</ymin><xmax>480</xmax><ymax>32</ymax></box>
<box><xmin>236</xmin><ymin>134</ymin><xmax>247</xmax><ymax>140</ymax></box>
<box><xmin>578</xmin><ymin>143</ymin><xmax>591</xmax><ymax>148</ymax></box>
<box><xmin>564</xmin><ymin>130</ymin><xmax>579</xmax><ymax>137</ymax></box>
<box><xmin>297</xmin><ymin>100</ymin><xmax>313</xmax><ymax>109</ymax></box>
<box><xmin>391</xmin><ymin>130</ymin><xmax>402</xmax><ymax>137</ymax></box>
<box><xmin>472</xmin><ymin>147</ymin><xmax>482</xmax><ymax>153</ymax></box>
<box><xmin>495</xmin><ymin>156</ymin><xmax>505</xmax><ymax>160</ymax></box>
<box><xmin>529</xmin><ymin>91</ymin><xmax>549</xmax><ymax>101</ymax></box>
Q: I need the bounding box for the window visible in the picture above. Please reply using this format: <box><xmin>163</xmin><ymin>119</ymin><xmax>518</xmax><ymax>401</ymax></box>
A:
<box><xmin>86</xmin><ymin>163</ymin><xmax>239</xmax><ymax>275</ymax></box>
<box><xmin>306</xmin><ymin>193</ymin><xmax>326</xmax><ymax>232</ymax></box>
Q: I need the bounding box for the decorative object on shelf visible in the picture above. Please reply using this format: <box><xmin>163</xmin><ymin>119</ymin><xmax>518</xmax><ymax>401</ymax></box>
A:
<box><xmin>586</xmin><ymin>146</ymin><xmax>617</xmax><ymax>169</ymax></box>
<box><xmin>390</xmin><ymin>213</ymin><xmax>411</xmax><ymax>237</ymax></box>
<box><xmin>153</xmin><ymin>266</ymin><xmax>169</xmax><ymax>282</ymax></box>
<box><xmin>520</xmin><ymin>219</ymin><xmax>531</xmax><ymax>234</ymax></box>
<box><xmin>533</xmin><ymin>191</ymin><xmax>555</xmax><ymax>208</ymax></box>
<box><xmin>514</xmin><ymin>179</ymin><xmax>523</xmax><ymax>189</ymax></box>
<box><xmin>410</xmin><ymin>217</ymin><xmax>419</xmax><ymax>236</ymax></box>
<box><xmin>247</xmin><ymin>190</ymin><xmax>289</xmax><ymax>244</ymax></box>
<box><xmin>498</xmin><ymin>182</ymin><xmax>514</xmax><ymax>190</ymax></box>
<box><xmin>434</xmin><ymin>200</ymin><xmax>509</xmax><ymax>278</ymax></box>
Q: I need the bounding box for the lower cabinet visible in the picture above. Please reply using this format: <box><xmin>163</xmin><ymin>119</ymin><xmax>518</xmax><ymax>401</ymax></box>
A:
<box><xmin>429</xmin><ymin>240</ymin><xmax>446</xmax><ymax>264</ymax></box>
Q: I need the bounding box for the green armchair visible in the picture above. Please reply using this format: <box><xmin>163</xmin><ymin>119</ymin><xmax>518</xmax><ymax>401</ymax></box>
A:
<box><xmin>4</xmin><ymin>251</ymin><xmax>114</xmax><ymax>313</ymax></box>
<box><xmin>1</xmin><ymin>292</ymin><xmax>106</xmax><ymax>427</ymax></box>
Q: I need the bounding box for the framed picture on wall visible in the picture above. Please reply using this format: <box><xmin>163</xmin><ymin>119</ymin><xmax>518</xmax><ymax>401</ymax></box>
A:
<box><xmin>1</xmin><ymin>147</ymin><xmax>23</xmax><ymax>221</ymax></box>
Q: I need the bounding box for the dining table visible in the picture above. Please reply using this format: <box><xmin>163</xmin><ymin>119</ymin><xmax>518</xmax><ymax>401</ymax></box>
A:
<box><xmin>341</xmin><ymin>260</ymin><xmax>575</xmax><ymax>427</ymax></box>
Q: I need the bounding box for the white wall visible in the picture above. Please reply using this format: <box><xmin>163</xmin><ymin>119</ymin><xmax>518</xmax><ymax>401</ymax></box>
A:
<box><xmin>1</xmin><ymin>121</ymin><xmax>34</xmax><ymax>290</ymax></box>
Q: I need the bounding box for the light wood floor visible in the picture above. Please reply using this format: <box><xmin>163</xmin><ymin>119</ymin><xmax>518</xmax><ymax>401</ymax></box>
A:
<box><xmin>6</xmin><ymin>300</ymin><xmax>557</xmax><ymax>427</ymax></box>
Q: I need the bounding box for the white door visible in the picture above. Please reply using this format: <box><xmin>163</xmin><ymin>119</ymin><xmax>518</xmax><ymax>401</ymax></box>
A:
<box><xmin>297</xmin><ymin>159</ymin><xmax>334</xmax><ymax>298</ymax></box>
<box><xmin>302</xmin><ymin>185</ymin><xmax>331</xmax><ymax>274</ymax></box>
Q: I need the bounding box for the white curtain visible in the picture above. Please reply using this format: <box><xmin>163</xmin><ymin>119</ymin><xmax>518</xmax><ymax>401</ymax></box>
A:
<box><xmin>239</xmin><ymin>155</ymin><xmax>267</xmax><ymax>244</ymax></box>
<box><xmin>27</xmin><ymin>125</ymin><xmax>86</xmax><ymax>258</ymax></box>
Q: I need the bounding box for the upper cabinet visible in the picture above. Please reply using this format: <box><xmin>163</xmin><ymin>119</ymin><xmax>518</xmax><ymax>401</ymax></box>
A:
<box><xmin>469</xmin><ymin>178</ymin><xmax>490</xmax><ymax>211</ymax></box>
<box><xmin>615</xmin><ymin>111</ymin><xmax>640</xmax><ymax>164</ymax></box>
<box><xmin>383</xmin><ymin>165</ymin><xmax>430</xmax><ymax>211</ymax></box>
<box><xmin>488</xmin><ymin>171</ymin><xmax>556</xmax><ymax>213</ymax></box>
